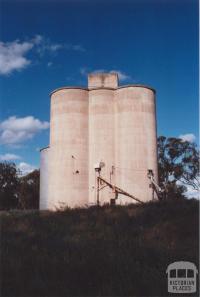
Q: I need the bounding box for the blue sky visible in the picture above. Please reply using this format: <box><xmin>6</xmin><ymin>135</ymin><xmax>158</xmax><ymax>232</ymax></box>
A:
<box><xmin>0</xmin><ymin>0</ymin><xmax>198</xmax><ymax>173</ymax></box>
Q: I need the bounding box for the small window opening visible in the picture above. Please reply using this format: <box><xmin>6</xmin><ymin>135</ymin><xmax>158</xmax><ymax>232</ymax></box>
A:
<box><xmin>170</xmin><ymin>269</ymin><xmax>176</xmax><ymax>278</ymax></box>
<box><xmin>177</xmin><ymin>269</ymin><xmax>186</xmax><ymax>278</ymax></box>
<box><xmin>187</xmin><ymin>269</ymin><xmax>194</xmax><ymax>278</ymax></box>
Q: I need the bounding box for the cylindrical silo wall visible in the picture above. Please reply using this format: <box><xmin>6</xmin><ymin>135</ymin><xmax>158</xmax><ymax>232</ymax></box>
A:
<box><xmin>115</xmin><ymin>87</ymin><xmax>158</xmax><ymax>203</ymax></box>
<box><xmin>49</xmin><ymin>88</ymin><xmax>89</xmax><ymax>209</ymax></box>
<box><xmin>89</xmin><ymin>89</ymin><xmax>115</xmax><ymax>205</ymax></box>
<box><xmin>40</xmin><ymin>147</ymin><xmax>49</xmax><ymax>210</ymax></box>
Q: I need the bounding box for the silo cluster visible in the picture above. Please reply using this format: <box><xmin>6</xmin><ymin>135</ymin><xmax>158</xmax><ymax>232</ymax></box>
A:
<box><xmin>40</xmin><ymin>73</ymin><xmax>158</xmax><ymax>210</ymax></box>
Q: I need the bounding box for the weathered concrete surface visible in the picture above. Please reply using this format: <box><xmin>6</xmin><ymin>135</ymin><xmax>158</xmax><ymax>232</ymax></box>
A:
<box><xmin>88</xmin><ymin>73</ymin><xmax>118</xmax><ymax>89</ymax></box>
<box><xmin>40</xmin><ymin>73</ymin><xmax>158</xmax><ymax>209</ymax></box>
<box><xmin>39</xmin><ymin>147</ymin><xmax>49</xmax><ymax>210</ymax></box>
<box><xmin>115</xmin><ymin>87</ymin><xmax>158</xmax><ymax>203</ymax></box>
<box><xmin>89</xmin><ymin>88</ymin><xmax>115</xmax><ymax>205</ymax></box>
<box><xmin>48</xmin><ymin>88</ymin><xmax>89</xmax><ymax>209</ymax></box>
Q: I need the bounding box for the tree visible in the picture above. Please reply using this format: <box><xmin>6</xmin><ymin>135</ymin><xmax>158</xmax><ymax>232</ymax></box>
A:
<box><xmin>157</xmin><ymin>136</ymin><xmax>199</xmax><ymax>198</ymax></box>
<box><xmin>18</xmin><ymin>170</ymin><xmax>40</xmax><ymax>209</ymax></box>
<box><xmin>0</xmin><ymin>162</ymin><xmax>20</xmax><ymax>210</ymax></box>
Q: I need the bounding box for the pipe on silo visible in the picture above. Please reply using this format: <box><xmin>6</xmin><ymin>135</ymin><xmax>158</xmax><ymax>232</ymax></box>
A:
<box><xmin>115</xmin><ymin>86</ymin><xmax>158</xmax><ymax>203</ymax></box>
<box><xmin>48</xmin><ymin>88</ymin><xmax>89</xmax><ymax>209</ymax></box>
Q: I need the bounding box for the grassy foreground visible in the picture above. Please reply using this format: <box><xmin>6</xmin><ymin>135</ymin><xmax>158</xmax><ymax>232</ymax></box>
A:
<box><xmin>1</xmin><ymin>198</ymin><xmax>199</xmax><ymax>296</ymax></box>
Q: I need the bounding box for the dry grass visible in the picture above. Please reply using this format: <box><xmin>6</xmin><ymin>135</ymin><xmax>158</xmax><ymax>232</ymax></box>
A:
<box><xmin>1</xmin><ymin>198</ymin><xmax>199</xmax><ymax>296</ymax></box>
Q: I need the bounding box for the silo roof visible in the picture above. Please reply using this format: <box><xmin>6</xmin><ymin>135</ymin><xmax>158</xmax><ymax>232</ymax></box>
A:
<box><xmin>40</xmin><ymin>146</ymin><xmax>50</xmax><ymax>152</ymax></box>
<box><xmin>50</xmin><ymin>84</ymin><xmax>156</xmax><ymax>96</ymax></box>
<box><xmin>50</xmin><ymin>86</ymin><xmax>88</xmax><ymax>96</ymax></box>
<box><xmin>117</xmin><ymin>84</ymin><xmax>156</xmax><ymax>93</ymax></box>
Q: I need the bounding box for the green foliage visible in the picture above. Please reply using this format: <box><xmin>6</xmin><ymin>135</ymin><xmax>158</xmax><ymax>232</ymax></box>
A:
<box><xmin>0</xmin><ymin>162</ymin><xmax>20</xmax><ymax>210</ymax></box>
<box><xmin>1</xmin><ymin>199</ymin><xmax>199</xmax><ymax>296</ymax></box>
<box><xmin>157</xmin><ymin>136</ymin><xmax>199</xmax><ymax>198</ymax></box>
<box><xmin>0</xmin><ymin>162</ymin><xmax>40</xmax><ymax>210</ymax></box>
<box><xmin>19</xmin><ymin>170</ymin><xmax>40</xmax><ymax>209</ymax></box>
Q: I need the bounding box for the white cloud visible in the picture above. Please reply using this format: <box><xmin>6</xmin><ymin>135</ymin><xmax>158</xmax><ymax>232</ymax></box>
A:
<box><xmin>0</xmin><ymin>153</ymin><xmax>21</xmax><ymax>161</ymax></box>
<box><xmin>0</xmin><ymin>116</ymin><xmax>49</xmax><ymax>146</ymax></box>
<box><xmin>35</xmin><ymin>36</ymin><xmax>64</xmax><ymax>56</ymax></box>
<box><xmin>179</xmin><ymin>133</ymin><xmax>196</xmax><ymax>143</ymax></box>
<box><xmin>47</xmin><ymin>62</ymin><xmax>53</xmax><ymax>67</ymax></box>
<box><xmin>0</xmin><ymin>35</ymin><xmax>85</xmax><ymax>75</ymax></box>
<box><xmin>34</xmin><ymin>35</ymin><xmax>85</xmax><ymax>56</ymax></box>
<box><xmin>32</xmin><ymin>35</ymin><xmax>43</xmax><ymax>45</ymax></box>
<box><xmin>177</xmin><ymin>179</ymin><xmax>199</xmax><ymax>199</ymax></box>
<box><xmin>80</xmin><ymin>67</ymin><xmax>132</xmax><ymax>82</ymax></box>
<box><xmin>49</xmin><ymin>44</ymin><xmax>63</xmax><ymax>51</ymax></box>
<box><xmin>65</xmin><ymin>44</ymin><xmax>85</xmax><ymax>52</ymax></box>
<box><xmin>110</xmin><ymin>70</ymin><xmax>132</xmax><ymax>82</ymax></box>
<box><xmin>71</xmin><ymin>44</ymin><xmax>85</xmax><ymax>52</ymax></box>
<box><xmin>185</xmin><ymin>186</ymin><xmax>199</xmax><ymax>199</ymax></box>
<box><xmin>0</xmin><ymin>40</ymin><xmax>33</xmax><ymax>75</ymax></box>
<box><xmin>18</xmin><ymin>162</ymin><xmax>37</xmax><ymax>176</ymax></box>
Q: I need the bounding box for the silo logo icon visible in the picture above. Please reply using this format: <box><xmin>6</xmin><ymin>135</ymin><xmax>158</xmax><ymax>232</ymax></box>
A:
<box><xmin>166</xmin><ymin>261</ymin><xmax>198</xmax><ymax>293</ymax></box>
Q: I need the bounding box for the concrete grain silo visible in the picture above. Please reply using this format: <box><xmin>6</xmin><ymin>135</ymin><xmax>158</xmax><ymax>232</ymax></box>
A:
<box><xmin>88</xmin><ymin>74</ymin><xmax>117</xmax><ymax>205</ymax></box>
<box><xmin>115</xmin><ymin>86</ymin><xmax>158</xmax><ymax>204</ymax></box>
<box><xmin>39</xmin><ymin>147</ymin><xmax>49</xmax><ymax>210</ymax></box>
<box><xmin>48</xmin><ymin>88</ymin><xmax>89</xmax><ymax>209</ymax></box>
<box><xmin>40</xmin><ymin>72</ymin><xmax>158</xmax><ymax>210</ymax></box>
